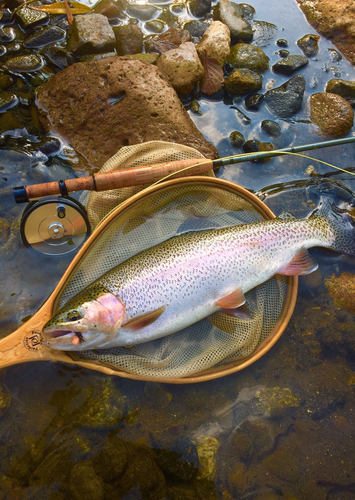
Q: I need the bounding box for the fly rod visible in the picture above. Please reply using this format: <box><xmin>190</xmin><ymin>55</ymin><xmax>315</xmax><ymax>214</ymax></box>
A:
<box><xmin>13</xmin><ymin>136</ymin><xmax>355</xmax><ymax>203</ymax></box>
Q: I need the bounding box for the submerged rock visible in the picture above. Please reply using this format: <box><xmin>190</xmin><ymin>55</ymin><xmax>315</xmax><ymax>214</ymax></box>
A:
<box><xmin>213</xmin><ymin>0</ymin><xmax>253</xmax><ymax>43</ymax></box>
<box><xmin>229</xmin><ymin>130</ymin><xmax>245</xmax><ymax>147</ymax></box>
<box><xmin>0</xmin><ymin>379</ymin><xmax>11</xmax><ymax>418</ymax></box>
<box><xmin>325</xmin><ymin>272</ymin><xmax>355</xmax><ymax>314</ymax></box>
<box><xmin>66</xmin><ymin>13</ymin><xmax>116</xmax><ymax>56</ymax></box>
<box><xmin>264</xmin><ymin>74</ymin><xmax>306</xmax><ymax>117</ymax></box>
<box><xmin>261</xmin><ymin>119</ymin><xmax>281</xmax><ymax>137</ymax></box>
<box><xmin>309</xmin><ymin>92</ymin><xmax>354</xmax><ymax>136</ymax></box>
<box><xmin>5</xmin><ymin>54</ymin><xmax>43</xmax><ymax>72</ymax></box>
<box><xmin>224</xmin><ymin>68</ymin><xmax>262</xmax><ymax>95</ymax></box>
<box><xmin>227</xmin><ymin>42</ymin><xmax>269</xmax><ymax>72</ymax></box>
<box><xmin>189</xmin><ymin>0</ymin><xmax>211</xmax><ymax>18</ymax></box>
<box><xmin>69</xmin><ymin>461</ymin><xmax>105</xmax><ymax>500</ymax></box>
<box><xmin>156</xmin><ymin>41</ymin><xmax>205</xmax><ymax>94</ymax></box>
<box><xmin>23</xmin><ymin>26</ymin><xmax>66</xmax><ymax>49</ymax></box>
<box><xmin>93</xmin><ymin>435</ymin><xmax>128</xmax><ymax>482</ymax></box>
<box><xmin>254</xmin><ymin>387</ymin><xmax>299</xmax><ymax>418</ymax></box>
<box><xmin>36</xmin><ymin>56</ymin><xmax>218</xmax><ymax>169</ymax></box>
<box><xmin>244</xmin><ymin>93</ymin><xmax>263</xmax><ymax>110</ymax></box>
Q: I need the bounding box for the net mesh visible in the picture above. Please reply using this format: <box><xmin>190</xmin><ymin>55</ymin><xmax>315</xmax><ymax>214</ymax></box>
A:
<box><xmin>57</xmin><ymin>141</ymin><xmax>289</xmax><ymax>379</ymax></box>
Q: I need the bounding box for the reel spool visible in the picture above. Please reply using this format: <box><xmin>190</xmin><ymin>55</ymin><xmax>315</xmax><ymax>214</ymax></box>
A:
<box><xmin>20</xmin><ymin>196</ymin><xmax>91</xmax><ymax>256</ymax></box>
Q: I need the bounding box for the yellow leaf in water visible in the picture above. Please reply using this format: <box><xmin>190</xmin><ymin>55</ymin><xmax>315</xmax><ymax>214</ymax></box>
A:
<box><xmin>29</xmin><ymin>1</ymin><xmax>91</xmax><ymax>14</ymax></box>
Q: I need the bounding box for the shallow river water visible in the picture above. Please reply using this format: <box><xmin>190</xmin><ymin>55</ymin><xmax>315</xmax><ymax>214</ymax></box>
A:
<box><xmin>1</xmin><ymin>0</ymin><xmax>355</xmax><ymax>498</ymax></box>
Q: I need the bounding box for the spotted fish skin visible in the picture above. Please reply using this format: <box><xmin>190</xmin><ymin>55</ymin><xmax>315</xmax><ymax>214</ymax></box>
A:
<box><xmin>42</xmin><ymin>201</ymin><xmax>355</xmax><ymax>351</ymax></box>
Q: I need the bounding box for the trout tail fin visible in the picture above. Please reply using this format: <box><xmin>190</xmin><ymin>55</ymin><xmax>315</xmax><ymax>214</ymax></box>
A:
<box><xmin>310</xmin><ymin>181</ymin><xmax>355</xmax><ymax>255</ymax></box>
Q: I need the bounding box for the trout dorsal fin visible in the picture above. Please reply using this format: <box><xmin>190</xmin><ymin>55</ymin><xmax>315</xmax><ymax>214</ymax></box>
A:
<box><xmin>216</xmin><ymin>287</ymin><xmax>246</xmax><ymax>309</ymax></box>
<box><xmin>122</xmin><ymin>305</ymin><xmax>166</xmax><ymax>332</ymax></box>
<box><xmin>277</xmin><ymin>249</ymin><xmax>318</xmax><ymax>275</ymax></box>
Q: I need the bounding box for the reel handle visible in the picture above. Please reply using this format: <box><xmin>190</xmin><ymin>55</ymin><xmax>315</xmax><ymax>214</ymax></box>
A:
<box><xmin>13</xmin><ymin>157</ymin><xmax>213</xmax><ymax>203</ymax></box>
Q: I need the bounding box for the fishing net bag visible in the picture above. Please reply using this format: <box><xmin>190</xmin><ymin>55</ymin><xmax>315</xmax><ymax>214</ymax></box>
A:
<box><xmin>56</xmin><ymin>141</ymin><xmax>296</xmax><ymax>382</ymax></box>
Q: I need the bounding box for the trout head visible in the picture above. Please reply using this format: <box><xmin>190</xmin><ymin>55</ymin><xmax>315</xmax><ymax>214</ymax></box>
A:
<box><xmin>42</xmin><ymin>286</ymin><xmax>125</xmax><ymax>350</ymax></box>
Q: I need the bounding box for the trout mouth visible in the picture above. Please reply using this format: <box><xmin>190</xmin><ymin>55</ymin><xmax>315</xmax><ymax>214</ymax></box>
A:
<box><xmin>44</xmin><ymin>329</ymin><xmax>77</xmax><ymax>338</ymax></box>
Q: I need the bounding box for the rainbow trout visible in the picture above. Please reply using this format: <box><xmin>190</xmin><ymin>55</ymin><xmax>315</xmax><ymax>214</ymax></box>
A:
<box><xmin>43</xmin><ymin>199</ymin><xmax>355</xmax><ymax>350</ymax></box>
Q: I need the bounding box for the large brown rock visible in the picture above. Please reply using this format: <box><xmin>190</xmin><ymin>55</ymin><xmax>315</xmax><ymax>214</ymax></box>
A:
<box><xmin>36</xmin><ymin>56</ymin><xmax>218</xmax><ymax>170</ymax></box>
<box><xmin>296</xmin><ymin>0</ymin><xmax>355</xmax><ymax>64</ymax></box>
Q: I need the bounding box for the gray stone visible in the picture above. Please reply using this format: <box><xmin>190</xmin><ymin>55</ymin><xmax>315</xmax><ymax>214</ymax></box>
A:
<box><xmin>114</xmin><ymin>24</ymin><xmax>143</xmax><ymax>55</ymax></box>
<box><xmin>189</xmin><ymin>0</ymin><xmax>211</xmax><ymax>18</ymax></box>
<box><xmin>261</xmin><ymin>119</ymin><xmax>282</xmax><ymax>137</ymax></box>
<box><xmin>36</xmin><ymin>56</ymin><xmax>218</xmax><ymax>170</ymax></box>
<box><xmin>23</xmin><ymin>26</ymin><xmax>66</xmax><ymax>49</ymax></box>
<box><xmin>213</xmin><ymin>0</ymin><xmax>253</xmax><ymax>43</ymax></box>
<box><xmin>126</xmin><ymin>3</ymin><xmax>160</xmax><ymax>21</ymax></box>
<box><xmin>227</xmin><ymin>42</ymin><xmax>269</xmax><ymax>72</ymax></box>
<box><xmin>67</xmin><ymin>13</ymin><xmax>116</xmax><ymax>56</ymax></box>
<box><xmin>264</xmin><ymin>74</ymin><xmax>306</xmax><ymax>117</ymax></box>
<box><xmin>297</xmin><ymin>33</ymin><xmax>320</xmax><ymax>57</ymax></box>
<box><xmin>225</xmin><ymin>68</ymin><xmax>262</xmax><ymax>95</ymax></box>
<box><xmin>252</xmin><ymin>20</ymin><xmax>277</xmax><ymax>47</ymax></box>
<box><xmin>272</xmin><ymin>54</ymin><xmax>309</xmax><ymax>75</ymax></box>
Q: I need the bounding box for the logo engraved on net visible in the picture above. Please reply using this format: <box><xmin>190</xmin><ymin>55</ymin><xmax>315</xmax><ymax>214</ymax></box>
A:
<box><xmin>23</xmin><ymin>331</ymin><xmax>44</xmax><ymax>351</ymax></box>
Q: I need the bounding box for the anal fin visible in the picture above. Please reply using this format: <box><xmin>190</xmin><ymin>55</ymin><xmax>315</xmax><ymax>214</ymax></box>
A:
<box><xmin>277</xmin><ymin>249</ymin><xmax>318</xmax><ymax>276</ymax></box>
<box><xmin>216</xmin><ymin>287</ymin><xmax>246</xmax><ymax>309</ymax></box>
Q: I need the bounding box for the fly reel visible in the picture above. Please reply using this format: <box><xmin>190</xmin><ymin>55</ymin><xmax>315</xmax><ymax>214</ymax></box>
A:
<box><xmin>19</xmin><ymin>196</ymin><xmax>91</xmax><ymax>256</ymax></box>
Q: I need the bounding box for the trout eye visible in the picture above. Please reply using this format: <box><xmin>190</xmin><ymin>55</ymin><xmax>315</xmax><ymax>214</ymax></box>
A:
<box><xmin>66</xmin><ymin>310</ymin><xmax>82</xmax><ymax>322</ymax></box>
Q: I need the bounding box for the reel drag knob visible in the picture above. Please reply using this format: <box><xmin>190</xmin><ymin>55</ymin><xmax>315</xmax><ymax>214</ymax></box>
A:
<box><xmin>20</xmin><ymin>197</ymin><xmax>90</xmax><ymax>256</ymax></box>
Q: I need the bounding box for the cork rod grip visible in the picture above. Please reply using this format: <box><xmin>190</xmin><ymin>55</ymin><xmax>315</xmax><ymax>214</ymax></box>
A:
<box><xmin>18</xmin><ymin>157</ymin><xmax>213</xmax><ymax>202</ymax></box>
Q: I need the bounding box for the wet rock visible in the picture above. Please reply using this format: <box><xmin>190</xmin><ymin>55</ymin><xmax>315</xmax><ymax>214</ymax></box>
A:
<box><xmin>0</xmin><ymin>74</ymin><xmax>13</xmax><ymax>90</ymax></box>
<box><xmin>272</xmin><ymin>54</ymin><xmax>308</xmax><ymax>75</ymax></box>
<box><xmin>254</xmin><ymin>387</ymin><xmax>299</xmax><ymax>418</ymax></box>
<box><xmin>309</xmin><ymin>92</ymin><xmax>354</xmax><ymax>137</ymax></box>
<box><xmin>0</xmin><ymin>379</ymin><xmax>11</xmax><ymax>418</ymax></box>
<box><xmin>23</xmin><ymin>25</ymin><xmax>65</xmax><ymax>49</ymax></box>
<box><xmin>93</xmin><ymin>435</ymin><xmax>128</xmax><ymax>482</ymax></box>
<box><xmin>126</xmin><ymin>3</ymin><xmax>160</xmax><ymax>21</ymax></box>
<box><xmin>244</xmin><ymin>92</ymin><xmax>263</xmax><ymax>110</ymax></box>
<box><xmin>252</xmin><ymin>20</ymin><xmax>277</xmax><ymax>48</ymax></box>
<box><xmin>36</xmin><ymin>56</ymin><xmax>218</xmax><ymax>169</ymax></box>
<box><xmin>145</xmin><ymin>27</ymin><xmax>191</xmax><ymax>54</ymax></box>
<box><xmin>240</xmin><ymin>3</ymin><xmax>255</xmax><ymax>19</ymax></box>
<box><xmin>184</xmin><ymin>20</ymin><xmax>209</xmax><ymax>40</ymax></box>
<box><xmin>158</xmin><ymin>437</ymin><xmax>199</xmax><ymax>481</ymax></box>
<box><xmin>229</xmin><ymin>130</ymin><xmax>245</xmax><ymax>147</ymax></box>
<box><xmin>145</xmin><ymin>20</ymin><xmax>165</xmax><ymax>34</ymax></box>
<box><xmin>156</xmin><ymin>41</ymin><xmax>204</xmax><ymax>94</ymax></box>
<box><xmin>328</xmin><ymin>48</ymin><xmax>342</xmax><ymax>62</ymax></box>
<box><xmin>230</xmin><ymin>417</ymin><xmax>274</xmax><ymax>462</ymax></box>
<box><xmin>325</xmin><ymin>272</ymin><xmax>355</xmax><ymax>314</ymax></box>
<box><xmin>189</xmin><ymin>0</ymin><xmax>211</xmax><ymax>18</ymax></box>
<box><xmin>196</xmin><ymin>21</ymin><xmax>231</xmax><ymax>66</ymax></box>
<box><xmin>92</xmin><ymin>0</ymin><xmax>125</xmax><ymax>19</ymax></box>
<box><xmin>277</xmin><ymin>49</ymin><xmax>289</xmax><ymax>58</ymax></box>
<box><xmin>0</xmin><ymin>26</ymin><xmax>15</xmax><ymax>43</ymax></box>
<box><xmin>38</xmin><ymin>137</ymin><xmax>61</xmax><ymax>156</ymax></box>
<box><xmin>43</xmin><ymin>46</ymin><xmax>72</xmax><ymax>70</ymax></box>
<box><xmin>264</xmin><ymin>74</ymin><xmax>306</xmax><ymax>117</ymax></box>
<box><xmin>213</xmin><ymin>0</ymin><xmax>253</xmax><ymax>43</ymax></box>
<box><xmin>5</xmin><ymin>54</ymin><xmax>43</xmax><ymax>72</ymax></box>
<box><xmin>0</xmin><ymin>92</ymin><xmax>17</xmax><ymax>112</ymax></box>
<box><xmin>276</xmin><ymin>38</ymin><xmax>288</xmax><ymax>47</ymax></box>
<box><xmin>326</xmin><ymin>78</ymin><xmax>355</xmax><ymax>99</ymax></box>
<box><xmin>69</xmin><ymin>461</ymin><xmax>105</xmax><ymax>500</ymax></box>
<box><xmin>261</xmin><ymin>119</ymin><xmax>281</xmax><ymax>137</ymax></box>
<box><xmin>225</xmin><ymin>68</ymin><xmax>262</xmax><ymax>95</ymax></box>
<box><xmin>15</xmin><ymin>2</ymin><xmax>49</xmax><ymax>30</ymax></box>
<box><xmin>297</xmin><ymin>33</ymin><xmax>320</xmax><ymax>57</ymax></box>
<box><xmin>296</xmin><ymin>0</ymin><xmax>355</xmax><ymax>64</ymax></box>
<box><xmin>114</xmin><ymin>24</ymin><xmax>143</xmax><ymax>55</ymax></box>
<box><xmin>30</xmin><ymin>65</ymin><xmax>55</xmax><ymax>87</ymax></box>
<box><xmin>227</xmin><ymin>42</ymin><xmax>269</xmax><ymax>72</ymax></box>
<box><xmin>67</xmin><ymin>14</ymin><xmax>116</xmax><ymax>56</ymax></box>
<box><xmin>124</xmin><ymin>52</ymin><xmax>158</xmax><ymax>64</ymax></box>
<box><xmin>190</xmin><ymin>99</ymin><xmax>202</xmax><ymax>114</ymax></box>
<box><xmin>243</xmin><ymin>139</ymin><xmax>273</xmax><ymax>156</ymax></box>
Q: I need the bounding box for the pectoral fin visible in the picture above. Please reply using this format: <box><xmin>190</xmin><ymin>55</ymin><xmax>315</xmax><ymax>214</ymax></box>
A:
<box><xmin>123</xmin><ymin>305</ymin><xmax>166</xmax><ymax>332</ymax></box>
<box><xmin>216</xmin><ymin>287</ymin><xmax>246</xmax><ymax>309</ymax></box>
<box><xmin>277</xmin><ymin>249</ymin><xmax>318</xmax><ymax>276</ymax></box>
<box><xmin>220</xmin><ymin>303</ymin><xmax>252</xmax><ymax>320</ymax></box>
